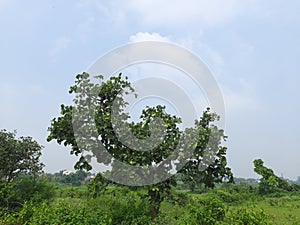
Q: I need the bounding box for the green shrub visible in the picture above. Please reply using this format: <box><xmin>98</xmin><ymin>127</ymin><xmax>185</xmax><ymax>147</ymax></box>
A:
<box><xmin>153</xmin><ymin>194</ymin><xmax>227</xmax><ymax>224</ymax></box>
<box><xmin>165</xmin><ymin>190</ymin><xmax>190</xmax><ymax>207</ymax></box>
<box><xmin>0</xmin><ymin>176</ymin><xmax>55</xmax><ymax>210</ymax></box>
<box><xmin>3</xmin><ymin>200</ymin><xmax>111</xmax><ymax>225</ymax></box>
<box><xmin>178</xmin><ymin>196</ymin><xmax>227</xmax><ymax>225</ymax></box>
<box><xmin>225</xmin><ymin>207</ymin><xmax>271</xmax><ymax>225</ymax></box>
<box><xmin>95</xmin><ymin>191</ymin><xmax>151</xmax><ymax>224</ymax></box>
<box><xmin>58</xmin><ymin>186</ymin><xmax>86</xmax><ymax>198</ymax></box>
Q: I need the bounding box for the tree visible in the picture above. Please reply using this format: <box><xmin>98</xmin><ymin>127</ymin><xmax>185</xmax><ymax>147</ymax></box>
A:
<box><xmin>61</xmin><ymin>170</ymin><xmax>89</xmax><ymax>186</ymax></box>
<box><xmin>48</xmin><ymin>72</ymin><xmax>233</xmax><ymax>219</ymax></box>
<box><xmin>87</xmin><ymin>173</ymin><xmax>108</xmax><ymax>198</ymax></box>
<box><xmin>0</xmin><ymin>129</ymin><xmax>44</xmax><ymax>182</ymax></box>
<box><xmin>0</xmin><ymin>130</ymin><xmax>47</xmax><ymax>209</ymax></box>
<box><xmin>179</xmin><ymin>112</ymin><xmax>234</xmax><ymax>191</ymax></box>
<box><xmin>253</xmin><ymin>159</ymin><xmax>293</xmax><ymax>194</ymax></box>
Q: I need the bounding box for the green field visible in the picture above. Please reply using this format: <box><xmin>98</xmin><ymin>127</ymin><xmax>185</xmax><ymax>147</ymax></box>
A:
<box><xmin>1</xmin><ymin>180</ymin><xmax>299</xmax><ymax>225</ymax></box>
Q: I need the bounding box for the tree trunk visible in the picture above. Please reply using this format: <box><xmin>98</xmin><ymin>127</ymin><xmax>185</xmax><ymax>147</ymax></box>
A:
<box><xmin>151</xmin><ymin>204</ymin><xmax>159</xmax><ymax>220</ymax></box>
<box><xmin>149</xmin><ymin>189</ymin><xmax>161</xmax><ymax>220</ymax></box>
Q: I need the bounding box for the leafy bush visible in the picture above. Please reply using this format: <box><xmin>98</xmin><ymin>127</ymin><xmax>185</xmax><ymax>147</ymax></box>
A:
<box><xmin>1</xmin><ymin>184</ymin><xmax>296</xmax><ymax>225</ymax></box>
<box><xmin>58</xmin><ymin>186</ymin><xmax>87</xmax><ymax>198</ymax></box>
<box><xmin>185</xmin><ymin>186</ymin><xmax>257</xmax><ymax>207</ymax></box>
<box><xmin>165</xmin><ymin>190</ymin><xmax>190</xmax><ymax>207</ymax></box>
<box><xmin>0</xmin><ymin>176</ymin><xmax>55</xmax><ymax>210</ymax></box>
<box><xmin>94</xmin><ymin>190</ymin><xmax>151</xmax><ymax>224</ymax></box>
<box><xmin>195</xmin><ymin>196</ymin><xmax>227</xmax><ymax>224</ymax></box>
<box><xmin>0</xmin><ymin>188</ymin><xmax>152</xmax><ymax>225</ymax></box>
<box><xmin>13</xmin><ymin>200</ymin><xmax>110</xmax><ymax>225</ymax></box>
<box><xmin>155</xmin><ymin>195</ymin><xmax>227</xmax><ymax>225</ymax></box>
<box><xmin>225</xmin><ymin>207</ymin><xmax>271</xmax><ymax>225</ymax></box>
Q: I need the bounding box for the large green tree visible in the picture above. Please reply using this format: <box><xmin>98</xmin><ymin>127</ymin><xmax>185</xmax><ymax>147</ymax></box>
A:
<box><xmin>48</xmin><ymin>72</ymin><xmax>233</xmax><ymax>218</ymax></box>
<box><xmin>0</xmin><ymin>129</ymin><xmax>44</xmax><ymax>182</ymax></box>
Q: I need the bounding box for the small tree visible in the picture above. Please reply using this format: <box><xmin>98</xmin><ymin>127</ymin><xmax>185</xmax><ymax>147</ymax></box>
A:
<box><xmin>0</xmin><ymin>130</ymin><xmax>47</xmax><ymax>209</ymax></box>
<box><xmin>253</xmin><ymin>159</ymin><xmax>293</xmax><ymax>194</ymax></box>
<box><xmin>48</xmin><ymin>72</ymin><xmax>233</xmax><ymax>219</ymax></box>
<box><xmin>0</xmin><ymin>129</ymin><xmax>44</xmax><ymax>182</ymax></box>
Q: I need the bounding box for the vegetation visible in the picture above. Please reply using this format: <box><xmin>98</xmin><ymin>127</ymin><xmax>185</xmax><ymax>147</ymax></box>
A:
<box><xmin>0</xmin><ymin>129</ymin><xmax>43</xmax><ymax>182</ymax></box>
<box><xmin>47</xmin><ymin>72</ymin><xmax>233</xmax><ymax>218</ymax></box>
<box><xmin>0</xmin><ymin>73</ymin><xmax>299</xmax><ymax>224</ymax></box>
<box><xmin>0</xmin><ymin>178</ymin><xmax>299</xmax><ymax>224</ymax></box>
<box><xmin>0</xmin><ymin>130</ymin><xmax>48</xmax><ymax>211</ymax></box>
<box><xmin>254</xmin><ymin>159</ymin><xmax>300</xmax><ymax>194</ymax></box>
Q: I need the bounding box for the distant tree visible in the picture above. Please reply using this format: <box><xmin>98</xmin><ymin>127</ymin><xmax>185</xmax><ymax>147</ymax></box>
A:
<box><xmin>47</xmin><ymin>72</ymin><xmax>233</xmax><ymax>219</ymax></box>
<box><xmin>48</xmin><ymin>170</ymin><xmax>89</xmax><ymax>186</ymax></box>
<box><xmin>87</xmin><ymin>173</ymin><xmax>108</xmax><ymax>198</ymax></box>
<box><xmin>62</xmin><ymin>170</ymin><xmax>89</xmax><ymax>186</ymax></box>
<box><xmin>0</xmin><ymin>130</ymin><xmax>50</xmax><ymax>209</ymax></box>
<box><xmin>253</xmin><ymin>159</ymin><xmax>293</xmax><ymax>194</ymax></box>
<box><xmin>0</xmin><ymin>129</ymin><xmax>44</xmax><ymax>182</ymax></box>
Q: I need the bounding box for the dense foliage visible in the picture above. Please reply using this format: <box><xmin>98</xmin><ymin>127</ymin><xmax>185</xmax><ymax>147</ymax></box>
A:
<box><xmin>0</xmin><ymin>179</ymin><xmax>299</xmax><ymax>225</ymax></box>
<box><xmin>0</xmin><ymin>130</ymin><xmax>43</xmax><ymax>182</ymax></box>
<box><xmin>253</xmin><ymin>159</ymin><xmax>299</xmax><ymax>194</ymax></box>
<box><xmin>47</xmin><ymin>72</ymin><xmax>234</xmax><ymax>218</ymax></box>
<box><xmin>0</xmin><ymin>130</ymin><xmax>48</xmax><ymax>211</ymax></box>
<box><xmin>1</xmin><ymin>73</ymin><xmax>299</xmax><ymax>224</ymax></box>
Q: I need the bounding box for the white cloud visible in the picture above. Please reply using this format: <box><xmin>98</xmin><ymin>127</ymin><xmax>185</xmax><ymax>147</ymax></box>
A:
<box><xmin>129</xmin><ymin>32</ymin><xmax>170</xmax><ymax>43</ymax></box>
<box><xmin>127</xmin><ymin>32</ymin><xmax>260</xmax><ymax>122</ymax></box>
<box><xmin>130</xmin><ymin>32</ymin><xmax>225</xmax><ymax>75</ymax></box>
<box><xmin>126</xmin><ymin>0</ymin><xmax>254</xmax><ymax>27</ymax></box>
<box><xmin>131</xmin><ymin>33</ymin><xmax>225</xmax><ymax>79</ymax></box>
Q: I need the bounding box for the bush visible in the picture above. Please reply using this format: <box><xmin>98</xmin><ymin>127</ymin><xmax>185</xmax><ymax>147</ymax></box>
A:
<box><xmin>58</xmin><ymin>186</ymin><xmax>87</xmax><ymax>198</ymax></box>
<box><xmin>2</xmin><ymin>189</ymin><xmax>151</xmax><ymax>225</ymax></box>
<box><xmin>196</xmin><ymin>196</ymin><xmax>227</xmax><ymax>224</ymax></box>
<box><xmin>16</xmin><ymin>200</ymin><xmax>110</xmax><ymax>225</ymax></box>
<box><xmin>217</xmin><ymin>183</ymin><xmax>260</xmax><ymax>203</ymax></box>
<box><xmin>225</xmin><ymin>207</ymin><xmax>271</xmax><ymax>225</ymax></box>
<box><xmin>0</xmin><ymin>176</ymin><xmax>55</xmax><ymax>210</ymax></box>
<box><xmin>94</xmin><ymin>190</ymin><xmax>151</xmax><ymax>224</ymax></box>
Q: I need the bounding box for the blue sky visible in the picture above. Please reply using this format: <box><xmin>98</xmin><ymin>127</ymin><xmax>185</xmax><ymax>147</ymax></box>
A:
<box><xmin>0</xmin><ymin>0</ymin><xmax>299</xmax><ymax>179</ymax></box>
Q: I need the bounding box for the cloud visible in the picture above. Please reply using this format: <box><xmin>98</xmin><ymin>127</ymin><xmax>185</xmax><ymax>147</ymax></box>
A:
<box><xmin>129</xmin><ymin>32</ymin><xmax>226</xmax><ymax>80</ymax></box>
<box><xmin>127</xmin><ymin>32</ymin><xmax>261</xmax><ymax>124</ymax></box>
<box><xmin>125</xmin><ymin>33</ymin><xmax>227</xmax><ymax>124</ymax></box>
<box><xmin>129</xmin><ymin>32</ymin><xmax>170</xmax><ymax>43</ymax></box>
<box><xmin>126</xmin><ymin>0</ymin><xmax>253</xmax><ymax>27</ymax></box>
<box><xmin>49</xmin><ymin>37</ymin><xmax>71</xmax><ymax>62</ymax></box>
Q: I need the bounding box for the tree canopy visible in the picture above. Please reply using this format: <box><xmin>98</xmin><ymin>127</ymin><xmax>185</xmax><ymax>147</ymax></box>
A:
<box><xmin>253</xmin><ymin>159</ymin><xmax>295</xmax><ymax>194</ymax></box>
<box><xmin>0</xmin><ymin>129</ymin><xmax>44</xmax><ymax>182</ymax></box>
<box><xmin>47</xmin><ymin>72</ymin><xmax>233</xmax><ymax>218</ymax></box>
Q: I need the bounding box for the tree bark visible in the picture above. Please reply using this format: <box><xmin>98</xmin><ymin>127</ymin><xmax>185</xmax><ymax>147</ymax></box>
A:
<box><xmin>151</xmin><ymin>204</ymin><xmax>159</xmax><ymax>220</ymax></box>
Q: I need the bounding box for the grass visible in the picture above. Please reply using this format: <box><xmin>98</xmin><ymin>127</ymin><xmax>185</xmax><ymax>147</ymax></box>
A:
<box><xmin>183</xmin><ymin>188</ymin><xmax>300</xmax><ymax>224</ymax></box>
<box><xmin>256</xmin><ymin>196</ymin><xmax>300</xmax><ymax>224</ymax></box>
<box><xmin>223</xmin><ymin>194</ymin><xmax>300</xmax><ymax>224</ymax></box>
<box><xmin>1</xmin><ymin>183</ymin><xmax>300</xmax><ymax>224</ymax></box>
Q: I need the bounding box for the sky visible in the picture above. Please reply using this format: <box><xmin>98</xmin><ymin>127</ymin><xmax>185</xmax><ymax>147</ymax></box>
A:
<box><xmin>0</xmin><ymin>0</ymin><xmax>299</xmax><ymax>180</ymax></box>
